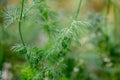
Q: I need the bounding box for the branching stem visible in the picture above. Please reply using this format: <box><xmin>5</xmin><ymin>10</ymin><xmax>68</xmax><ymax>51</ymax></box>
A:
<box><xmin>19</xmin><ymin>0</ymin><xmax>25</xmax><ymax>46</ymax></box>
<box><xmin>74</xmin><ymin>0</ymin><xmax>83</xmax><ymax>20</ymax></box>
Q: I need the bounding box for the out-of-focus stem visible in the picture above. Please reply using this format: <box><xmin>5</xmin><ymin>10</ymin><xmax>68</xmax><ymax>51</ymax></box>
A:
<box><xmin>74</xmin><ymin>0</ymin><xmax>83</xmax><ymax>20</ymax></box>
<box><xmin>19</xmin><ymin>0</ymin><xmax>25</xmax><ymax>46</ymax></box>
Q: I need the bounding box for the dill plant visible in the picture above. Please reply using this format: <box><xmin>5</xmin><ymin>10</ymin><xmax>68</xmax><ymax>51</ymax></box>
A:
<box><xmin>3</xmin><ymin>0</ymin><xmax>92</xmax><ymax>79</ymax></box>
<box><xmin>1</xmin><ymin>0</ymin><xmax>120</xmax><ymax>80</ymax></box>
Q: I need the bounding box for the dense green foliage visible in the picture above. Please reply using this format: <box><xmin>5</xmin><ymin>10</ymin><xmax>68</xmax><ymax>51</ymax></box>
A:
<box><xmin>0</xmin><ymin>0</ymin><xmax>120</xmax><ymax>80</ymax></box>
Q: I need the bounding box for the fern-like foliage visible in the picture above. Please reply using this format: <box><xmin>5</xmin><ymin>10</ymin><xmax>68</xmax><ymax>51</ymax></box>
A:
<box><xmin>31</xmin><ymin>0</ymin><xmax>60</xmax><ymax>39</ymax></box>
<box><xmin>8</xmin><ymin>0</ymin><xmax>92</xmax><ymax>79</ymax></box>
<box><xmin>11</xmin><ymin>19</ymin><xmax>91</xmax><ymax>79</ymax></box>
<box><xmin>3</xmin><ymin>7</ymin><xmax>20</xmax><ymax>27</ymax></box>
<box><xmin>11</xmin><ymin>44</ymin><xmax>27</xmax><ymax>54</ymax></box>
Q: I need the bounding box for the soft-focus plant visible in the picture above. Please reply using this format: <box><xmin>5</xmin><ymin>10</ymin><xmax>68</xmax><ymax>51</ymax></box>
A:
<box><xmin>0</xmin><ymin>0</ymin><xmax>120</xmax><ymax>80</ymax></box>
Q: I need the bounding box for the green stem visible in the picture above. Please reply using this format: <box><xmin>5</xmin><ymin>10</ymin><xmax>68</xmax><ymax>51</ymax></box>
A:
<box><xmin>0</xmin><ymin>25</ymin><xmax>5</xmax><ymax>70</ymax></box>
<box><xmin>105</xmin><ymin>0</ymin><xmax>111</xmax><ymax>34</ymax></box>
<box><xmin>74</xmin><ymin>0</ymin><xmax>83</xmax><ymax>20</ymax></box>
<box><xmin>113</xmin><ymin>1</ymin><xmax>120</xmax><ymax>43</ymax></box>
<box><xmin>19</xmin><ymin>0</ymin><xmax>25</xmax><ymax>46</ymax></box>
